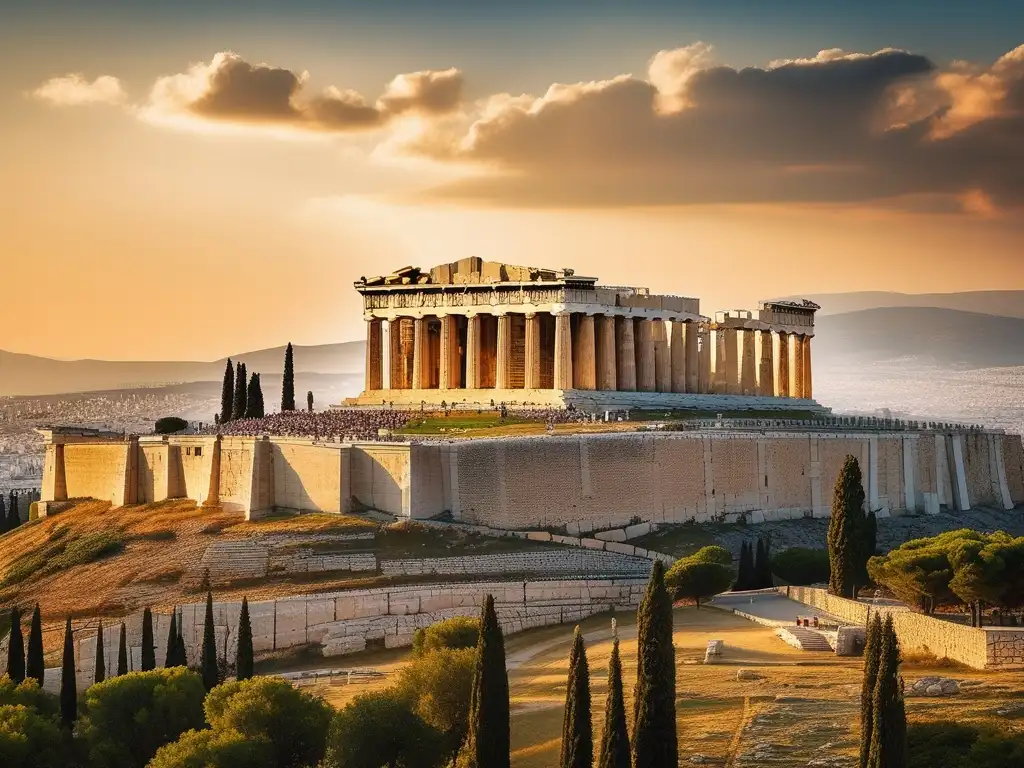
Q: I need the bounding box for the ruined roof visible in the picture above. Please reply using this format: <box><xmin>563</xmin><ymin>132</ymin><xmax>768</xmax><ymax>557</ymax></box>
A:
<box><xmin>354</xmin><ymin>257</ymin><xmax>596</xmax><ymax>289</ymax></box>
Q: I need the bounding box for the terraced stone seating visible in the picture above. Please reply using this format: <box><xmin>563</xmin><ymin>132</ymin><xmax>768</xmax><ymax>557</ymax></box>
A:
<box><xmin>775</xmin><ymin>626</ymin><xmax>834</xmax><ymax>652</ymax></box>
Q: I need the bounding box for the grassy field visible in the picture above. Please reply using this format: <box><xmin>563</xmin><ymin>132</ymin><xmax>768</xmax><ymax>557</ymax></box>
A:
<box><xmin>306</xmin><ymin>606</ymin><xmax>1024</xmax><ymax>768</ymax></box>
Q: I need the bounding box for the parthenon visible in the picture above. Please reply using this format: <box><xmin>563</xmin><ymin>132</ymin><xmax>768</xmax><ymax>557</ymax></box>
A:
<box><xmin>346</xmin><ymin>258</ymin><xmax>820</xmax><ymax>409</ymax></box>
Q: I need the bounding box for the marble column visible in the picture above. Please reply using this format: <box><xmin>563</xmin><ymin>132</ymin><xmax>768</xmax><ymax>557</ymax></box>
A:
<box><xmin>758</xmin><ymin>329</ymin><xmax>774</xmax><ymax>397</ymax></box>
<box><xmin>654</xmin><ymin>320</ymin><xmax>671</xmax><ymax>393</ymax></box>
<box><xmin>381</xmin><ymin>320</ymin><xmax>392</xmax><ymax>390</ymax></box>
<box><xmin>615</xmin><ymin>316</ymin><xmax>637</xmax><ymax>391</ymax></box>
<box><xmin>412</xmin><ymin>317</ymin><xmax>428</xmax><ymax>390</ymax></box>
<box><xmin>713</xmin><ymin>326</ymin><xmax>728</xmax><ymax>394</ymax></box>
<box><xmin>792</xmin><ymin>334</ymin><xmax>805</xmax><ymax>400</ymax></box>
<box><xmin>685</xmin><ymin>321</ymin><xmax>699</xmax><ymax>393</ymax></box>
<box><xmin>439</xmin><ymin>315</ymin><xmax>460</xmax><ymax>390</ymax></box>
<box><xmin>802</xmin><ymin>335</ymin><xmax>813</xmax><ymax>399</ymax></box>
<box><xmin>778</xmin><ymin>331</ymin><xmax>790</xmax><ymax>397</ymax></box>
<box><xmin>573</xmin><ymin>314</ymin><xmax>597</xmax><ymax>390</ymax></box>
<box><xmin>465</xmin><ymin>315</ymin><xmax>481</xmax><ymax>389</ymax></box>
<box><xmin>698</xmin><ymin>323</ymin><xmax>711</xmax><ymax>394</ymax></box>
<box><xmin>670</xmin><ymin>320</ymin><xmax>686</xmax><ymax>393</ymax></box>
<box><xmin>636</xmin><ymin>319</ymin><xmax>657</xmax><ymax>392</ymax></box>
<box><xmin>740</xmin><ymin>328</ymin><xmax>757</xmax><ymax>396</ymax></box>
<box><xmin>725</xmin><ymin>327</ymin><xmax>740</xmax><ymax>395</ymax></box>
<box><xmin>366</xmin><ymin>319</ymin><xmax>382</xmax><ymax>391</ymax></box>
<box><xmin>596</xmin><ymin>314</ymin><xmax>617</xmax><ymax>391</ymax></box>
<box><xmin>524</xmin><ymin>313</ymin><xmax>541</xmax><ymax>390</ymax></box>
<box><xmin>495</xmin><ymin>313</ymin><xmax>512</xmax><ymax>390</ymax></box>
<box><xmin>554</xmin><ymin>313</ymin><xmax>573</xmax><ymax>390</ymax></box>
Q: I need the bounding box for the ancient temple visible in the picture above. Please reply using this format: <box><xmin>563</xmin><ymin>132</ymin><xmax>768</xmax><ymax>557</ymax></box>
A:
<box><xmin>346</xmin><ymin>258</ymin><xmax>819</xmax><ymax>409</ymax></box>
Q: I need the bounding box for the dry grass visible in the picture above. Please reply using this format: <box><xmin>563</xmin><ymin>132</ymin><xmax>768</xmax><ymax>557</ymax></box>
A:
<box><xmin>304</xmin><ymin>606</ymin><xmax>1024</xmax><ymax>768</ymax></box>
<box><xmin>229</xmin><ymin>512</ymin><xmax>378</xmax><ymax>536</ymax></box>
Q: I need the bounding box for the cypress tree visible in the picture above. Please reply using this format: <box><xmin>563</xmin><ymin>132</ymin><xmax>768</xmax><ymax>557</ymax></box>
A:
<box><xmin>456</xmin><ymin>594</ymin><xmax>510</xmax><ymax>768</ymax></box>
<box><xmin>26</xmin><ymin>603</ymin><xmax>44</xmax><ymax>686</ymax></box>
<box><xmin>7</xmin><ymin>493</ymin><xmax>19</xmax><ymax>531</ymax></box>
<box><xmin>632</xmin><ymin>559</ymin><xmax>677</xmax><ymax>768</ymax></box>
<box><xmin>164</xmin><ymin>608</ymin><xmax>180</xmax><ymax>667</ymax></box>
<box><xmin>828</xmin><ymin>455</ymin><xmax>866</xmax><ymax>598</ymax></box>
<box><xmin>307</xmin><ymin>391</ymin><xmax>314</xmax><ymax>412</ymax></box>
<box><xmin>560</xmin><ymin>626</ymin><xmax>592</xmax><ymax>768</ymax></box>
<box><xmin>281</xmin><ymin>342</ymin><xmax>296</xmax><ymax>411</ymax></box>
<box><xmin>0</xmin><ymin>493</ymin><xmax>6</xmax><ymax>533</ymax></box>
<box><xmin>245</xmin><ymin>374</ymin><xmax>260</xmax><ymax>419</ymax></box>
<box><xmin>60</xmin><ymin>618</ymin><xmax>77</xmax><ymax>727</ymax></box>
<box><xmin>236</xmin><ymin>596</ymin><xmax>254</xmax><ymax>681</ymax></box>
<box><xmin>220</xmin><ymin>359</ymin><xmax>234</xmax><ymax>423</ymax></box>
<box><xmin>94</xmin><ymin>619</ymin><xmax>106</xmax><ymax>684</ymax></box>
<box><xmin>117</xmin><ymin>623</ymin><xmax>129</xmax><ymax>676</ymax></box>
<box><xmin>859</xmin><ymin>613</ymin><xmax>884</xmax><ymax>768</ymax></box>
<box><xmin>232</xmin><ymin>362</ymin><xmax>247</xmax><ymax>421</ymax></box>
<box><xmin>861</xmin><ymin>510</ymin><xmax>878</xmax><ymax>586</ymax></box>
<box><xmin>6</xmin><ymin>605</ymin><xmax>25</xmax><ymax>682</ymax></box>
<box><xmin>201</xmin><ymin>592</ymin><xmax>219</xmax><ymax>691</ymax></box>
<box><xmin>141</xmin><ymin>607</ymin><xmax>155</xmax><ymax>671</ymax></box>
<box><xmin>739</xmin><ymin>541</ymin><xmax>755</xmax><ymax>590</ymax></box>
<box><xmin>597</xmin><ymin>638</ymin><xmax>630</xmax><ymax>768</ymax></box>
<box><xmin>175</xmin><ymin>610</ymin><xmax>188</xmax><ymax>668</ymax></box>
<box><xmin>867</xmin><ymin>616</ymin><xmax>906</xmax><ymax>768</ymax></box>
<box><xmin>756</xmin><ymin>537</ymin><xmax>773</xmax><ymax>589</ymax></box>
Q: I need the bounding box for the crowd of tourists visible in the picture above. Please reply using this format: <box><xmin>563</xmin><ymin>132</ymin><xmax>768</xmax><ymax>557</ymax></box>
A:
<box><xmin>206</xmin><ymin>408</ymin><xmax>415</xmax><ymax>441</ymax></box>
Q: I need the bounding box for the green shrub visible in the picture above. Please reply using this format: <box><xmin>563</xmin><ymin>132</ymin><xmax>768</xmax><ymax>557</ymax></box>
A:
<box><xmin>688</xmin><ymin>545</ymin><xmax>733</xmax><ymax>566</ymax></box>
<box><xmin>394</xmin><ymin>648</ymin><xmax>476</xmax><ymax>760</ymax></box>
<box><xmin>907</xmin><ymin>721</ymin><xmax>1024</xmax><ymax>768</ymax></box>
<box><xmin>771</xmin><ymin>548</ymin><xmax>830</xmax><ymax>586</ymax></box>
<box><xmin>0</xmin><ymin>677</ymin><xmax>59</xmax><ymax>719</ymax></box>
<box><xmin>50</xmin><ymin>531</ymin><xmax>126</xmax><ymax>570</ymax></box>
<box><xmin>155</xmin><ymin>417</ymin><xmax>188</xmax><ymax>435</ymax></box>
<box><xmin>665</xmin><ymin>559</ymin><xmax>734</xmax><ymax>607</ymax></box>
<box><xmin>411</xmin><ymin>616</ymin><xmax>480</xmax><ymax>656</ymax></box>
<box><xmin>148</xmin><ymin>728</ymin><xmax>274</xmax><ymax>768</ymax></box>
<box><xmin>323</xmin><ymin>689</ymin><xmax>442</xmax><ymax>768</ymax></box>
<box><xmin>204</xmin><ymin>677</ymin><xmax>333</xmax><ymax>768</ymax></box>
<box><xmin>0</xmin><ymin>703</ymin><xmax>71</xmax><ymax>768</ymax></box>
<box><xmin>77</xmin><ymin>667</ymin><xmax>207</xmax><ymax>768</ymax></box>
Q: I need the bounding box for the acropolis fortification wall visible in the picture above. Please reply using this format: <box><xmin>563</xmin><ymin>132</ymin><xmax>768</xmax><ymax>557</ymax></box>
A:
<box><xmin>38</xmin><ymin>425</ymin><xmax>1022</xmax><ymax>529</ymax></box>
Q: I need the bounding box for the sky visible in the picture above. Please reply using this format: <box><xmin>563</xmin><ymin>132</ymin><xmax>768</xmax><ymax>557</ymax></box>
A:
<box><xmin>2</xmin><ymin>0</ymin><xmax>1023</xmax><ymax>361</ymax></box>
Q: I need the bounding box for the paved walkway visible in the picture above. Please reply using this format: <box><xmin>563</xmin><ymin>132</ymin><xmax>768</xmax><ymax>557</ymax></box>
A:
<box><xmin>709</xmin><ymin>592</ymin><xmax>843</xmax><ymax>627</ymax></box>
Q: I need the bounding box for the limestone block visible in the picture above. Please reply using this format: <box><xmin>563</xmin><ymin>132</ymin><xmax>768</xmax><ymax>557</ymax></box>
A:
<box><xmin>566</xmin><ymin>522</ymin><xmax>581</xmax><ymax>536</ymax></box>
<box><xmin>624</xmin><ymin>522</ymin><xmax>653</xmax><ymax>539</ymax></box>
<box><xmin>604</xmin><ymin>542</ymin><xmax>638</xmax><ymax>556</ymax></box>
<box><xmin>551</xmin><ymin>535</ymin><xmax>582</xmax><ymax>546</ymax></box>
<box><xmin>750</xmin><ymin>510</ymin><xmax>765</xmax><ymax>524</ymax></box>
<box><xmin>275</xmin><ymin>599</ymin><xmax>309</xmax><ymax>649</ymax></box>
<box><xmin>595</xmin><ymin>529</ymin><xmax>627</xmax><ymax>542</ymax></box>
<box><xmin>526</xmin><ymin>531</ymin><xmax>552</xmax><ymax>542</ymax></box>
<box><xmin>385</xmin><ymin>633</ymin><xmax>416</xmax><ymax>649</ymax></box>
<box><xmin>306</xmin><ymin>598</ymin><xmax>335</xmax><ymax>629</ymax></box>
<box><xmin>581</xmin><ymin>538</ymin><xmax>606</xmax><ymax>550</ymax></box>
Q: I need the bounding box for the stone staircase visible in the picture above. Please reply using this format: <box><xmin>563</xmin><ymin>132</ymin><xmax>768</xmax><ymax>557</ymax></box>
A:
<box><xmin>776</xmin><ymin>626</ymin><xmax>835</xmax><ymax>652</ymax></box>
<box><xmin>195</xmin><ymin>541</ymin><xmax>270</xmax><ymax>581</ymax></box>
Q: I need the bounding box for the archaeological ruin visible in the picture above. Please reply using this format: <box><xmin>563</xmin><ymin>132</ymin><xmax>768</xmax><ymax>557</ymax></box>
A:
<box><xmin>347</xmin><ymin>257</ymin><xmax>820</xmax><ymax>410</ymax></box>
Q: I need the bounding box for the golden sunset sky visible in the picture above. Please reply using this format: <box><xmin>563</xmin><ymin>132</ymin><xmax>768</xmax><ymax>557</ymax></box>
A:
<box><xmin>2</xmin><ymin>1</ymin><xmax>1022</xmax><ymax>361</ymax></box>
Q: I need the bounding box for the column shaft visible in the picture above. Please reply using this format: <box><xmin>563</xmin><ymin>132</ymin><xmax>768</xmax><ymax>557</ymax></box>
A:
<box><xmin>792</xmin><ymin>334</ymin><xmax>805</xmax><ymax>400</ymax></box>
<box><xmin>366</xmin><ymin>319</ymin><xmax>382</xmax><ymax>391</ymax></box>
<box><xmin>381</xmin><ymin>320</ymin><xmax>392</xmax><ymax>390</ymax></box>
<box><xmin>758</xmin><ymin>329</ymin><xmax>774</xmax><ymax>397</ymax></box>
<box><xmin>596</xmin><ymin>315</ymin><xmax>617</xmax><ymax>391</ymax></box>
<box><xmin>713</xmin><ymin>326</ymin><xmax>728</xmax><ymax>394</ymax></box>
<box><xmin>802</xmin><ymin>336</ymin><xmax>813</xmax><ymax>399</ymax></box>
<box><xmin>573</xmin><ymin>315</ymin><xmax>597</xmax><ymax>390</ymax></box>
<box><xmin>524</xmin><ymin>314</ymin><xmax>541</xmax><ymax>389</ymax></box>
<box><xmin>465</xmin><ymin>315</ymin><xmax>481</xmax><ymax>389</ymax></box>
<box><xmin>554</xmin><ymin>313</ymin><xmax>573</xmax><ymax>390</ymax></box>
<box><xmin>697</xmin><ymin>324</ymin><xmax>711</xmax><ymax>394</ymax></box>
<box><xmin>412</xmin><ymin>317</ymin><xmax>428</xmax><ymax>390</ymax></box>
<box><xmin>670</xmin><ymin>320</ymin><xmax>686</xmax><ymax>393</ymax></box>
<box><xmin>615</xmin><ymin>317</ymin><xmax>637</xmax><ymax>391</ymax></box>
<box><xmin>725</xmin><ymin>327</ymin><xmax>740</xmax><ymax>395</ymax></box>
<box><xmin>439</xmin><ymin>316</ymin><xmax>460</xmax><ymax>390</ymax></box>
<box><xmin>740</xmin><ymin>328</ymin><xmax>757</xmax><ymax>396</ymax></box>
<box><xmin>778</xmin><ymin>332</ymin><xmax>790</xmax><ymax>397</ymax></box>
<box><xmin>654</xmin><ymin>320</ymin><xmax>671</xmax><ymax>393</ymax></box>
<box><xmin>636</xmin><ymin>319</ymin><xmax>657</xmax><ymax>392</ymax></box>
<box><xmin>685</xmin><ymin>321</ymin><xmax>699</xmax><ymax>393</ymax></box>
<box><xmin>496</xmin><ymin>314</ymin><xmax>512</xmax><ymax>390</ymax></box>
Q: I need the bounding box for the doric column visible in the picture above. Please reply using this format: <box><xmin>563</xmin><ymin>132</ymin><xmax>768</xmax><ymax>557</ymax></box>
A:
<box><xmin>366</xmin><ymin>319</ymin><xmax>382</xmax><ymax>391</ymax></box>
<box><xmin>698</xmin><ymin>323</ymin><xmax>711</xmax><ymax>394</ymax></box>
<box><xmin>684</xmin><ymin>321</ymin><xmax>699</xmax><ymax>393</ymax></box>
<box><xmin>778</xmin><ymin>331</ymin><xmax>790</xmax><ymax>397</ymax></box>
<box><xmin>636</xmin><ymin>319</ymin><xmax>657</xmax><ymax>392</ymax></box>
<box><xmin>524</xmin><ymin>313</ymin><xmax>541</xmax><ymax>389</ymax></box>
<box><xmin>596</xmin><ymin>314</ymin><xmax>617</xmax><ymax>391</ymax></box>
<box><xmin>758</xmin><ymin>329</ymin><xmax>774</xmax><ymax>397</ymax></box>
<box><xmin>792</xmin><ymin>334</ymin><xmax>805</xmax><ymax>400</ymax></box>
<box><xmin>669</xmin><ymin>320</ymin><xmax>686</xmax><ymax>393</ymax></box>
<box><xmin>653</xmin><ymin>320</ymin><xmax>671</xmax><ymax>393</ymax></box>
<box><xmin>554</xmin><ymin>313</ymin><xmax>573</xmax><ymax>390</ymax></box>
<box><xmin>615</xmin><ymin>317</ymin><xmax>637</xmax><ymax>391</ymax></box>
<box><xmin>725</xmin><ymin>327</ymin><xmax>740</xmax><ymax>395</ymax></box>
<box><xmin>495</xmin><ymin>313</ymin><xmax>512</xmax><ymax>390</ymax></box>
<box><xmin>740</xmin><ymin>328</ymin><xmax>757</xmax><ymax>396</ymax></box>
<box><xmin>381</xmin><ymin>320</ymin><xmax>392</xmax><ymax>390</ymax></box>
<box><xmin>713</xmin><ymin>326</ymin><xmax>728</xmax><ymax>394</ymax></box>
<box><xmin>465</xmin><ymin>315</ymin><xmax>481</xmax><ymax>389</ymax></box>
<box><xmin>802</xmin><ymin>335</ymin><xmax>813</xmax><ymax>399</ymax></box>
<box><xmin>439</xmin><ymin>315</ymin><xmax>460</xmax><ymax>390</ymax></box>
<box><xmin>390</xmin><ymin>318</ymin><xmax>404</xmax><ymax>389</ymax></box>
<box><xmin>573</xmin><ymin>314</ymin><xmax>597</xmax><ymax>390</ymax></box>
<box><xmin>412</xmin><ymin>317</ymin><xmax>428</xmax><ymax>389</ymax></box>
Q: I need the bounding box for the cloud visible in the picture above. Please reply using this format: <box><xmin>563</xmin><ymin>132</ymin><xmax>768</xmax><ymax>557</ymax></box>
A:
<box><xmin>395</xmin><ymin>44</ymin><xmax>1024</xmax><ymax>211</ymax></box>
<box><xmin>139</xmin><ymin>52</ymin><xmax>462</xmax><ymax>134</ymax></box>
<box><xmin>31</xmin><ymin>74</ymin><xmax>127</xmax><ymax>106</ymax></box>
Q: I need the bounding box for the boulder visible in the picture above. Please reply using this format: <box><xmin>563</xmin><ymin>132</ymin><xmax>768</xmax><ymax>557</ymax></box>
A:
<box><xmin>736</xmin><ymin>669</ymin><xmax>763</xmax><ymax>681</ymax></box>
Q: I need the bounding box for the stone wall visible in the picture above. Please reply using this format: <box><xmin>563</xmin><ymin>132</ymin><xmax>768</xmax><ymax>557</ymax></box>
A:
<box><xmin>45</xmin><ymin>577</ymin><xmax>645</xmax><ymax>692</ymax></box>
<box><xmin>379</xmin><ymin>549</ymin><xmax>652</xmax><ymax>577</ymax></box>
<box><xmin>1003</xmin><ymin>433</ymin><xmax>1024</xmax><ymax>504</ymax></box>
<box><xmin>271</xmin><ymin>440</ymin><xmax>344</xmax><ymax>514</ymax></box>
<box><xmin>62</xmin><ymin>443</ymin><xmax>131</xmax><ymax>504</ymax></box>
<box><xmin>784</xmin><ymin>586</ymin><xmax>1024</xmax><ymax>670</ymax></box>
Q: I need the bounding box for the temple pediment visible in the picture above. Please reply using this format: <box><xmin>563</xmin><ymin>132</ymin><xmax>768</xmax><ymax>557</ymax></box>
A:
<box><xmin>356</xmin><ymin>257</ymin><xmax>586</xmax><ymax>288</ymax></box>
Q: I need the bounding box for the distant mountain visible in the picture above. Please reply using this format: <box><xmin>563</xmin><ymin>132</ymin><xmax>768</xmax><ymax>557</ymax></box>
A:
<box><xmin>0</xmin><ymin>342</ymin><xmax>365</xmax><ymax>397</ymax></box>
<box><xmin>814</xmin><ymin>307</ymin><xmax>1024</xmax><ymax>369</ymax></box>
<box><xmin>778</xmin><ymin>290</ymin><xmax>1024</xmax><ymax>319</ymax></box>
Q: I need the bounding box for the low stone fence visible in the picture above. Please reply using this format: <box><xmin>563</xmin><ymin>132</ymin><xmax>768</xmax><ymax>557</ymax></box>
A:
<box><xmin>784</xmin><ymin>586</ymin><xmax>1024</xmax><ymax>670</ymax></box>
<box><xmin>45</xmin><ymin>577</ymin><xmax>646</xmax><ymax>693</ymax></box>
<box><xmin>379</xmin><ymin>550</ymin><xmax>651</xmax><ymax>578</ymax></box>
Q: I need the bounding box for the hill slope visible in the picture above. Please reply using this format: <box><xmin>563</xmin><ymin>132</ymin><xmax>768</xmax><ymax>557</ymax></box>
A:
<box><xmin>778</xmin><ymin>290</ymin><xmax>1024</xmax><ymax>319</ymax></box>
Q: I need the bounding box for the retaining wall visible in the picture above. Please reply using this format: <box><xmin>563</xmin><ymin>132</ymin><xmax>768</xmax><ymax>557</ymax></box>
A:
<box><xmin>785</xmin><ymin>586</ymin><xmax>1024</xmax><ymax>670</ymax></box>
